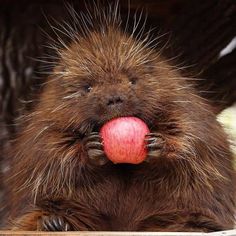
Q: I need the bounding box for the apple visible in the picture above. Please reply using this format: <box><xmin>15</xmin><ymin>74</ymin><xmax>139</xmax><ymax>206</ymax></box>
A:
<box><xmin>100</xmin><ymin>117</ymin><xmax>150</xmax><ymax>164</ymax></box>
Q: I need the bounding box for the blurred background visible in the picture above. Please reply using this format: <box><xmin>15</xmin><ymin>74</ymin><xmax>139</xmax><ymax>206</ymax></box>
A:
<box><xmin>0</xmin><ymin>0</ymin><xmax>235</xmax><ymax>224</ymax></box>
<box><xmin>218</xmin><ymin>105</ymin><xmax>236</xmax><ymax>157</ymax></box>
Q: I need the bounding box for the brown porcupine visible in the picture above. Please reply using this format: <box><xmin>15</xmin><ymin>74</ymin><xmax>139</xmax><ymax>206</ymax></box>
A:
<box><xmin>4</xmin><ymin>2</ymin><xmax>236</xmax><ymax>232</ymax></box>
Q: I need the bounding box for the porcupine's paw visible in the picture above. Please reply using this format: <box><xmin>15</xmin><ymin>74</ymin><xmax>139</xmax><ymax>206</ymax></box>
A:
<box><xmin>145</xmin><ymin>133</ymin><xmax>165</xmax><ymax>162</ymax></box>
<box><xmin>85</xmin><ymin>132</ymin><xmax>108</xmax><ymax>166</ymax></box>
<box><xmin>39</xmin><ymin>215</ymin><xmax>72</xmax><ymax>231</ymax></box>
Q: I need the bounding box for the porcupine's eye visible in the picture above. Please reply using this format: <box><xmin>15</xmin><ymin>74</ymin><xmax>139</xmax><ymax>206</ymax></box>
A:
<box><xmin>129</xmin><ymin>77</ymin><xmax>138</xmax><ymax>86</ymax></box>
<box><xmin>83</xmin><ymin>84</ymin><xmax>93</xmax><ymax>93</ymax></box>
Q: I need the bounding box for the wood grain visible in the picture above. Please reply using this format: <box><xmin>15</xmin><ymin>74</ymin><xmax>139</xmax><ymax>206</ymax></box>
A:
<box><xmin>0</xmin><ymin>231</ymin><xmax>205</xmax><ymax>236</ymax></box>
<box><xmin>0</xmin><ymin>230</ymin><xmax>236</xmax><ymax>236</ymax></box>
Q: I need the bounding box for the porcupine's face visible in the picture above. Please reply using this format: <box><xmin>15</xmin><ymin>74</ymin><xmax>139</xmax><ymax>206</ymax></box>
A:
<box><xmin>44</xmin><ymin>6</ymin><xmax>186</xmax><ymax>138</ymax></box>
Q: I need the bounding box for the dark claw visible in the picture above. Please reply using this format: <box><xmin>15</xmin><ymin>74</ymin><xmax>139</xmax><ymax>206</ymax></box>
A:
<box><xmin>85</xmin><ymin>132</ymin><xmax>108</xmax><ymax>166</ymax></box>
<box><xmin>85</xmin><ymin>133</ymin><xmax>102</xmax><ymax>142</ymax></box>
<box><xmin>145</xmin><ymin>133</ymin><xmax>165</xmax><ymax>162</ymax></box>
<box><xmin>146</xmin><ymin>137</ymin><xmax>158</xmax><ymax>142</ymax></box>
<box><xmin>84</xmin><ymin>132</ymin><xmax>102</xmax><ymax>144</ymax></box>
<box><xmin>145</xmin><ymin>133</ymin><xmax>165</xmax><ymax>149</ymax></box>
<box><xmin>90</xmin><ymin>132</ymin><xmax>100</xmax><ymax>135</ymax></box>
<box><xmin>145</xmin><ymin>133</ymin><xmax>163</xmax><ymax>138</ymax></box>
<box><xmin>40</xmin><ymin>215</ymin><xmax>71</xmax><ymax>231</ymax></box>
<box><xmin>87</xmin><ymin>149</ymin><xmax>104</xmax><ymax>158</ymax></box>
<box><xmin>42</xmin><ymin>216</ymin><xmax>55</xmax><ymax>231</ymax></box>
<box><xmin>65</xmin><ymin>223</ymin><xmax>71</xmax><ymax>231</ymax></box>
<box><xmin>146</xmin><ymin>142</ymin><xmax>163</xmax><ymax>149</ymax></box>
<box><xmin>86</xmin><ymin>141</ymin><xmax>103</xmax><ymax>149</ymax></box>
<box><xmin>145</xmin><ymin>137</ymin><xmax>164</xmax><ymax>149</ymax></box>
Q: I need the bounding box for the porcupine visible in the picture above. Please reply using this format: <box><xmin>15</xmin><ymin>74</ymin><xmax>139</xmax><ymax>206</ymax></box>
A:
<box><xmin>4</xmin><ymin>2</ymin><xmax>236</xmax><ymax>232</ymax></box>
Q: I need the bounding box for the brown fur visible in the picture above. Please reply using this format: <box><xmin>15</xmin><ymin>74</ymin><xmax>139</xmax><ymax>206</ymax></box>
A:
<box><xmin>4</xmin><ymin>3</ymin><xmax>236</xmax><ymax>232</ymax></box>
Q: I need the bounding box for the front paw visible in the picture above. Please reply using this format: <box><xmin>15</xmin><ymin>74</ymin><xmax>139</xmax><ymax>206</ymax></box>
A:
<box><xmin>38</xmin><ymin>215</ymin><xmax>71</xmax><ymax>231</ymax></box>
<box><xmin>145</xmin><ymin>133</ymin><xmax>165</xmax><ymax>161</ymax></box>
<box><xmin>85</xmin><ymin>132</ymin><xmax>108</xmax><ymax>166</ymax></box>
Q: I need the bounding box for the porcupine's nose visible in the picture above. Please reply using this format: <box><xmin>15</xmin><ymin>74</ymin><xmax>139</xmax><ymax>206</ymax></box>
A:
<box><xmin>106</xmin><ymin>95</ymin><xmax>124</xmax><ymax>107</ymax></box>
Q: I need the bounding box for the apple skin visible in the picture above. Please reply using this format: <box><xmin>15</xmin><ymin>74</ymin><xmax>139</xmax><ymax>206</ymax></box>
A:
<box><xmin>100</xmin><ymin>117</ymin><xmax>150</xmax><ymax>164</ymax></box>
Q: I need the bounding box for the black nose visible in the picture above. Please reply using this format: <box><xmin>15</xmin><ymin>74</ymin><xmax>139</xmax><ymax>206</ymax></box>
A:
<box><xmin>107</xmin><ymin>95</ymin><xmax>124</xmax><ymax>107</ymax></box>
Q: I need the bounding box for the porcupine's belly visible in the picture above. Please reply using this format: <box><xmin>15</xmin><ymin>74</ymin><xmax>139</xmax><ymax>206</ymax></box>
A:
<box><xmin>70</xmin><ymin>165</ymin><xmax>172</xmax><ymax>231</ymax></box>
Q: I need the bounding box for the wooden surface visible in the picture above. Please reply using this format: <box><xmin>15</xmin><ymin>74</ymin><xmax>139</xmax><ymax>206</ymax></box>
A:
<box><xmin>0</xmin><ymin>230</ymin><xmax>236</xmax><ymax>236</ymax></box>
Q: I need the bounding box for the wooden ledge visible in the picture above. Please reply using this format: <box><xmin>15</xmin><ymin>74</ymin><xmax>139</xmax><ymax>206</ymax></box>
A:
<box><xmin>0</xmin><ymin>230</ymin><xmax>236</xmax><ymax>236</ymax></box>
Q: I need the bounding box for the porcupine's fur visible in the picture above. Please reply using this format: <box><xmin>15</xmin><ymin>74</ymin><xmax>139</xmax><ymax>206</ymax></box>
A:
<box><xmin>4</xmin><ymin>2</ymin><xmax>236</xmax><ymax>232</ymax></box>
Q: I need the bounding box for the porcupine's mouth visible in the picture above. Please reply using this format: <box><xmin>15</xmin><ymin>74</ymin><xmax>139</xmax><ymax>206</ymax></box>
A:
<box><xmin>69</xmin><ymin>109</ymin><xmax>154</xmax><ymax>140</ymax></box>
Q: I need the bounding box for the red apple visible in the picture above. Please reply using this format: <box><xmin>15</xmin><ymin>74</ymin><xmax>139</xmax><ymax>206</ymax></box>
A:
<box><xmin>100</xmin><ymin>117</ymin><xmax>150</xmax><ymax>164</ymax></box>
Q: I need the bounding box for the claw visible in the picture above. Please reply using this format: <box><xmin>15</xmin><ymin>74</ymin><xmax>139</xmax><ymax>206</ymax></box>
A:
<box><xmin>86</xmin><ymin>141</ymin><xmax>103</xmax><ymax>149</ymax></box>
<box><xmin>65</xmin><ymin>223</ymin><xmax>70</xmax><ymax>231</ymax></box>
<box><xmin>89</xmin><ymin>132</ymin><xmax>100</xmax><ymax>135</ymax></box>
<box><xmin>87</xmin><ymin>149</ymin><xmax>104</xmax><ymax>157</ymax></box>
<box><xmin>85</xmin><ymin>132</ymin><xmax>108</xmax><ymax>166</ymax></box>
<box><xmin>145</xmin><ymin>133</ymin><xmax>162</xmax><ymax>138</ymax></box>
<box><xmin>146</xmin><ymin>142</ymin><xmax>163</xmax><ymax>149</ymax></box>
<box><xmin>85</xmin><ymin>133</ymin><xmax>102</xmax><ymax>142</ymax></box>
<box><xmin>58</xmin><ymin>217</ymin><xmax>63</xmax><ymax>228</ymax></box>
<box><xmin>145</xmin><ymin>137</ymin><xmax>157</xmax><ymax>142</ymax></box>
<box><xmin>146</xmin><ymin>139</ymin><xmax>164</xmax><ymax>149</ymax></box>
<box><xmin>40</xmin><ymin>215</ymin><xmax>71</xmax><ymax>231</ymax></box>
<box><xmin>42</xmin><ymin>216</ymin><xmax>53</xmax><ymax>231</ymax></box>
<box><xmin>145</xmin><ymin>133</ymin><xmax>164</xmax><ymax>147</ymax></box>
<box><xmin>52</xmin><ymin>218</ymin><xmax>60</xmax><ymax>230</ymax></box>
<box><xmin>144</xmin><ymin>132</ymin><xmax>165</xmax><ymax>162</ymax></box>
